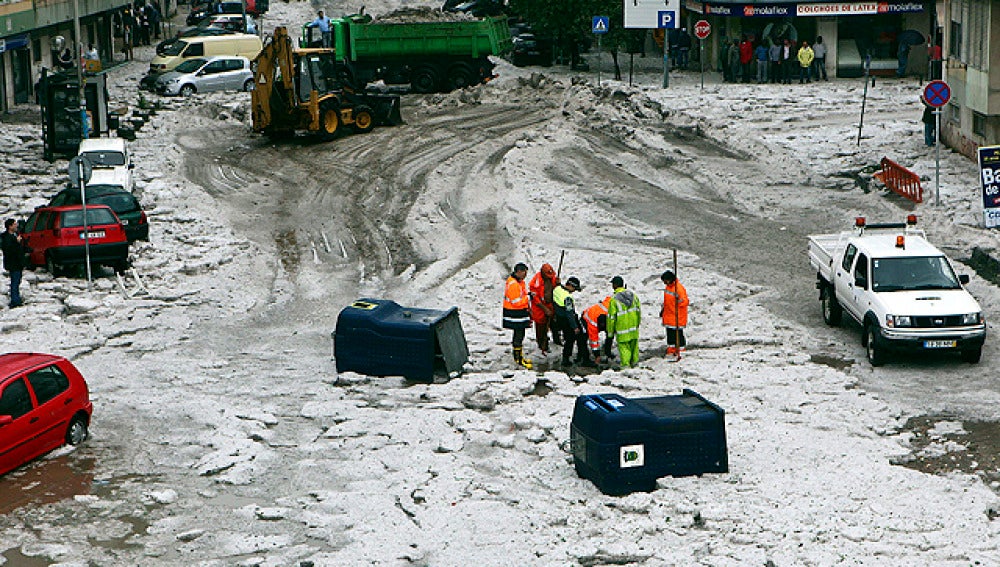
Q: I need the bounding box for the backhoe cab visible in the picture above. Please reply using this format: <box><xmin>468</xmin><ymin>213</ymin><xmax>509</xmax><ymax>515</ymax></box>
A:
<box><xmin>251</xmin><ymin>26</ymin><xmax>401</xmax><ymax>140</ymax></box>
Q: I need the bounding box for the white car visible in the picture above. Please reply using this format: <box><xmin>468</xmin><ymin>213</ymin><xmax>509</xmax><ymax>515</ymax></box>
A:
<box><xmin>77</xmin><ymin>138</ymin><xmax>135</xmax><ymax>193</ymax></box>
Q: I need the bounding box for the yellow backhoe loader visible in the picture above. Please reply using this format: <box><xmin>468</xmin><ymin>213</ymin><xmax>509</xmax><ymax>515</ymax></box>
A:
<box><xmin>251</xmin><ymin>26</ymin><xmax>402</xmax><ymax>140</ymax></box>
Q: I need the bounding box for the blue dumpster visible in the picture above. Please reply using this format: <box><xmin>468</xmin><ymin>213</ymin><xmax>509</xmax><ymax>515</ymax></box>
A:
<box><xmin>333</xmin><ymin>298</ymin><xmax>469</xmax><ymax>382</ymax></box>
<box><xmin>571</xmin><ymin>389</ymin><xmax>728</xmax><ymax>495</ymax></box>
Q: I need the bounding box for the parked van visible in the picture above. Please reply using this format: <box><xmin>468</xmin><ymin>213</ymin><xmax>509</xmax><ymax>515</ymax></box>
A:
<box><xmin>148</xmin><ymin>33</ymin><xmax>262</xmax><ymax>74</ymax></box>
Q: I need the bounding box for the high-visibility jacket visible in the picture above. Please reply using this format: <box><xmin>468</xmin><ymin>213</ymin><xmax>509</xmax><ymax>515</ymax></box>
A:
<box><xmin>607</xmin><ymin>287</ymin><xmax>640</xmax><ymax>342</ymax></box>
<box><xmin>582</xmin><ymin>297</ymin><xmax>611</xmax><ymax>350</ymax></box>
<box><xmin>552</xmin><ymin>285</ymin><xmax>580</xmax><ymax>330</ymax></box>
<box><xmin>660</xmin><ymin>280</ymin><xmax>689</xmax><ymax>327</ymax></box>
<box><xmin>502</xmin><ymin>275</ymin><xmax>530</xmax><ymax>330</ymax></box>
<box><xmin>528</xmin><ymin>263</ymin><xmax>559</xmax><ymax>323</ymax></box>
<box><xmin>797</xmin><ymin>46</ymin><xmax>814</xmax><ymax>68</ymax></box>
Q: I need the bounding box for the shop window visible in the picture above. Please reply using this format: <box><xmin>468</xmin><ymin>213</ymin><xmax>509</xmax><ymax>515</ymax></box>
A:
<box><xmin>973</xmin><ymin>112</ymin><xmax>986</xmax><ymax>136</ymax></box>
<box><xmin>949</xmin><ymin>102</ymin><xmax>961</xmax><ymax>125</ymax></box>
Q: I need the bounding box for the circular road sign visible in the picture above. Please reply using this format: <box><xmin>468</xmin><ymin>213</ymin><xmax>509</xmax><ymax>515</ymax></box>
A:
<box><xmin>923</xmin><ymin>80</ymin><xmax>951</xmax><ymax>108</ymax></box>
<box><xmin>68</xmin><ymin>155</ymin><xmax>93</xmax><ymax>187</ymax></box>
<box><xmin>694</xmin><ymin>20</ymin><xmax>711</xmax><ymax>40</ymax></box>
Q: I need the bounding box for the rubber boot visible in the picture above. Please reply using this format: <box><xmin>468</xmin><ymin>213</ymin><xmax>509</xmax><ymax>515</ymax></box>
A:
<box><xmin>513</xmin><ymin>347</ymin><xmax>532</xmax><ymax>370</ymax></box>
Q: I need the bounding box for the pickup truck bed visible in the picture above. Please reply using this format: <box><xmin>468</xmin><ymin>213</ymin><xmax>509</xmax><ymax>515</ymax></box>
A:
<box><xmin>808</xmin><ymin>233</ymin><xmax>844</xmax><ymax>281</ymax></box>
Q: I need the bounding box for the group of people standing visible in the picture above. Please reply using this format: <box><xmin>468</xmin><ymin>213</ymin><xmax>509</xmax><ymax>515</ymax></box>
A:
<box><xmin>725</xmin><ymin>35</ymin><xmax>828</xmax><ymax>85</ymax></box>
<box><xmin>115</xmin><ymin>1</ymin><xmax>163</xmax><ymax>59</ymax></box>
<box><xmin>502</xmin><ymin>263</ymin><xmax>689</xmax><ymax>371</ymax></box>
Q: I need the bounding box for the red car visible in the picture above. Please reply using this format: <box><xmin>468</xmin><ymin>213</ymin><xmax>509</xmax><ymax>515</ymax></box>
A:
<box><xmin>21</xmin><ymin>204</ymin><xmax>130</xmax><ymax>276</ymax></box>
<box><xmin>0</xmin><ymin>353</ymin><xmax>93</xmax><ymax>475</ymax></box>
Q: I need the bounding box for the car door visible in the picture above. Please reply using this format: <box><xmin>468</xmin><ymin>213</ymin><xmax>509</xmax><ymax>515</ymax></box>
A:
<box><xmin>850</xmin><ymin>253</ymin><xmax>871</xmax><ymax>316</ymax></box>
<box><xmin>198</xmin><ymin>59</ymin><xmax>228</xmax><ymax>91</ymax></box>
<box><xmin>23</xmin><ymin>211</ymin><xmax>55</xmax><ymax>267</ymax></box>
<box><xmin>834</xmin><ymin>244</ymin><xmax>860</xmax><ymax>320</ymax></box>
<box><xmin>0</xmin><ymin>376</ymin><xmax>40</xmax><ymax>474</ymax></box>
<box><xmin>25</xmin><ymin>364</ymin><xmax>72</xmax><ymax>454</ymax></box>
<box><xmin>219</xmin><ymin>58</ymin><xmax>245</xmax><ymax>90</ymax></box>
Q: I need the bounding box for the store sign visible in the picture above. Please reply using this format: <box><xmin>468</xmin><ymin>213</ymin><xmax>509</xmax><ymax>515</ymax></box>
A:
<box><xmin>0</xmin><ymin>34</ymin><xmax>28</xmax><ymax>54</ymax></box>
<box><xmin>979</xmin><ymin>146</ymin><xmax>1000</xmax><ymax>228</ymax></box>
<box><xmin>796</xmin><ymin>2</ymin><xmax>923</xmax><ymax>15</ymax></box>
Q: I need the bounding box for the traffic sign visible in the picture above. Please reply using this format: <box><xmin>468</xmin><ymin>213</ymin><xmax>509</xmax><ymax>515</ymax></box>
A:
<box><xmin>68</xmin><ymin>155</ymin><xmax>92</xmax><ymax>187</ymax></box>
<box><xmin>923</xmin><ymin>80</ymin><xmax>951</xmax><ymax>108</ymax></box>
<box><xmin>694</xmin><ymin>20</ymin><xmax>711</xmax><ymax>39</ymax></box>
<box><xmin>624</xmin><ymin>0</ymin><xmax>681</xmax><ymax>29</ymax></box>
<box><xmin>657</xmin><ymin>11</ymin><xmax>676</xmax><ymax>29</ymax></box>
<box><xmin>592</xmin><ymin>16</ymin><xmax>609</xmax><ymax>35</ymax></box>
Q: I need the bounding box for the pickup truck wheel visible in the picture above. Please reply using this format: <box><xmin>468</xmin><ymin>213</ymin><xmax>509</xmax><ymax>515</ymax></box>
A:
<box><xmin>961</xmin><ymin>347</ymin><xmax>982</xmax><ymax>364</ymax></box>
<box><xmin>865</xmin><ymin>324</ymin><xmax>885</xmax><ymax>367</ymax></box>
<box><xmin>821</xmin><ymin>289</ymin><xmax>842</xmax><ymax>326</ymax></box>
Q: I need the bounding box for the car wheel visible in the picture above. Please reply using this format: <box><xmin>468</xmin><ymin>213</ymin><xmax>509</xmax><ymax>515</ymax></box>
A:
<box><xmin>65</xmin><ymin>415</ymin><xmax>88</xmax><ymax>445</ymax></box>
<box><xmin>865</xmin><ymin>323</ymin><xmax>885</xmax><ymax>367</ymax></box>
<box><xmin>243</xmin><ymin>78</ymin><xmax>254</xmax><ymax>92</ymax></box>
<box><xmin>961</xmin><ymin>347</ymin><xmax>982</xmax><ymax>364</ymax></box>
<box><xmin>821</xmin><ymin>287</ymin><xmax>842</xmax><ymax>326</ymax></box>
<box><xmin>352</xmin><ymin>105</ymin><xmax>375</xmax><ymax>134</ymax></box>
<box><xmin>179</xmin><ymin>84</ymin><xmax>196</xmax><ymax>97</ymax></box>
<box><xmin>319</xmin><ymin>101</ymin><xmax>340</xmax><ymax>140</ymax></box>
<box><xmin>46</xmin><ymin>253</ymin><xmax>62</xmax><ymax>277</ymax></box>
<box><xmin>410</xmin><ymin>66</ymin><xmax>439</xmax><ymax>94</ymax></box>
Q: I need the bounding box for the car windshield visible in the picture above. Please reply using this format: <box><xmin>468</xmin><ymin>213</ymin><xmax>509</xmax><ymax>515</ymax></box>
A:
<box><xmin>871</xmin><ymin>256</ymin><xmax>962</xmax><ymax>292</ymax></box>
<box><xmin>61</xmin><ymin>208</ymin><xmax>117</xmax><ymax>227</ymax></box>
<box><xmin>162</xmin><ymin>40</ymin><xmax>188</xmax><ymax>56</ymax></box>
<box><xmin>80</xmin><ymin>150</ymin><xmax>125</xmax><ymax>167</ymax></box>
<box><xmin>175</xmin><ymin>58</ymin><xmax>207</xmax><ymax>73</ymax></box>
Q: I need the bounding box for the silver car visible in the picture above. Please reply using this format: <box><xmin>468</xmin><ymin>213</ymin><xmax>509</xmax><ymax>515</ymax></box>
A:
<box><xmin>154</xmin><ymin>56</ymin><xmax>254</xmax><ymax>96</ymax></box>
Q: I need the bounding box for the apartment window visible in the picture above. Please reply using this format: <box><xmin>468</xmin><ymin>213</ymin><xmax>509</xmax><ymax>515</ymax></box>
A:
<box><xmin>949</xmin><ymin>102</ymin><xmax>961</xmax><ymax>125</ymax></box>
<box><xmin>973</xmin><ymin>112</ymin><xmax>986</xmax><ymax>136</ymax></box>
<box><xmin>948</xmin><ymin>0</ymin><xmax>968</xmax><ymax>61</ymax></box>
<box><xmin>32</xmin><ymin>39</ymin><xmax>41</xmax><ymax>63</ymax></box>
<box><xmin>968</xmin><ymin>0</ymin><xmax>987</xmax><ymax>69</ymax></box>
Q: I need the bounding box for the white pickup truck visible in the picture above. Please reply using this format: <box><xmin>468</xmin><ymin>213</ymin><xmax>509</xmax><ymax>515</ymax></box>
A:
<box><xmin>808</xmin><ymin>216</ymin><xmax>986</xmax><ymax>366</ymax></box>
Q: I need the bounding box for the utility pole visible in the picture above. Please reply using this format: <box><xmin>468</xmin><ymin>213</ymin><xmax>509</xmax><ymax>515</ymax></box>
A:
<box><xmin>72</xmin><ymin>0</ymin><xmax>87</xmax><ymax>140</ymax></box>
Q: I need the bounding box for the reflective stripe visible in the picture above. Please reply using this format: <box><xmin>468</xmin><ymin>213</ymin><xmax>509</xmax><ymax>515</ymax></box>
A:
<box><xmin>504</xmin><ymin>315</ymin><xmax>531</xmax><ymax>324</ymax></box>
<box><xmin>613</xmin><ymin>325</ymin><xmax>639</xmax><ymax>335</ymax></box>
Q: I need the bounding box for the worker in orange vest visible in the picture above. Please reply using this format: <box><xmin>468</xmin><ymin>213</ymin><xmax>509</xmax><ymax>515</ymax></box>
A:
<box><xmin>528</xmin><ymin>263</ymin><xmax>561</xmax><ymax>355</ymax></box>
<box><xmin>659</xmin><ymin>270</ymin><xmax>689</xmax><ymax>356</ymax></box>
<box><xmin>581</xmin><ymin>296</ymin><xmax>614</xmax><ymax>364</ymax></box>
<box><xmin>503</xmin><ymin>263</ymin><xmax>532</xmax><ymax>368</ymax></box>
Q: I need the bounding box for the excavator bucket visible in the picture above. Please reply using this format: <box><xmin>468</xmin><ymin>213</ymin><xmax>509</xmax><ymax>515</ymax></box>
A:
<box><xmin>367</xmin><ymin>94</ymin><xmax>403</xmax><ymax>126</ymax></box>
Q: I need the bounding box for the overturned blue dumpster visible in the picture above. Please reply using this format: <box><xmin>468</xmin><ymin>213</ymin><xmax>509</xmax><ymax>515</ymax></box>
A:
<box><xmin>333</xmin><ymin>299</ymin><xmax>469</xmax><ymax>382</ymax></box>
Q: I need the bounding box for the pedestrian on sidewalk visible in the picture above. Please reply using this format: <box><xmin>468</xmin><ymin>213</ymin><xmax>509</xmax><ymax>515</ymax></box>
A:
<box><xmin>812</xmin><ymin>36</ymin><xmax>828</xmax><ymax>80</ymax></box>
<box><xmin>781</xmin><ymin>39</ymin><xmax>794</xmax><ymax>84</ymax></box>
<box><xmin>769</xmin><ymin>40</ymin><xmax>781</xmax><ymax>84</ymax></box>
<box><xmin>798</xmin><ymin>40</ymin><xmax>814</xmax><ymax>84</ymax></box>
<box><xmin>739</xmin><ymin>35</ymin><xmax>753</xmax><ymax>82</ymax></box>
<box><xmin>2</xmin><ymin>219</ymin><xmax>25</xmax><ymax>308</ymax></box>
<box><xmin>502</xmin><ymin>262</ymin><xmax>532</xmax><ymax>368</ymax></box>
<box><xmin>659</xmin><ymin>270</ymin><xmax>689</xmax><ymax>356</ymax></box>
<box><xmin>755</xmin><ymin>41</ymin><xmax>769</xmax><ymax>83</ymax></box>
<box><xmin>921</xmin><ymin>96</ymin><xmax>937</xmax><ymax>147</ymax></box>
<box><xmin>607</xmin><ymin>276</ymin><xmax>641</xmax><ymax>368</ymax></box>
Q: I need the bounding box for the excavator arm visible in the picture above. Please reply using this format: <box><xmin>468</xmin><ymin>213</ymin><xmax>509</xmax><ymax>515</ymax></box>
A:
<box><xmin>251</xmin><ymin>26</ymin><xmax>297</xmax><ymax>133</ymax></box>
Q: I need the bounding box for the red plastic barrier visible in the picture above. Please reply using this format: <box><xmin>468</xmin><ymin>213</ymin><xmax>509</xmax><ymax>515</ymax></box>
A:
<box><xmin>873</xmin><ymin>157</ymin><xmax>923</xmax><ymax>204</ymax></box>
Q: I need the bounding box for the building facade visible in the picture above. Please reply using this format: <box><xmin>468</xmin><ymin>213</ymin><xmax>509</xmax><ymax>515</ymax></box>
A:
<box><xmin>941</xmin><ymin>0</ymin><xmax>1000</xmax><ymax>158</ymax></box>
<box><xmin>0</xmin><ymin>0</ymin><xmax>131</xmax><ymax>111</ymax></box>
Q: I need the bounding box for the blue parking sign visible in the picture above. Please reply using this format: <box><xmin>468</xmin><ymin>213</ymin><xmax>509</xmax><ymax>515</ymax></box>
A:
<box><xmin>592</xmin><ymin>16</ymin><xmax>609</xmax><ymax>34</ymax></box>
<box><xmin>658</xmin><ymin>11</ymin><xmax>676</xmax><ymax>29</ymax></box>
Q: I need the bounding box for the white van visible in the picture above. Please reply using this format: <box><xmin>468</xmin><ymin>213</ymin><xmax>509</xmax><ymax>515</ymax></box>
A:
<box><xmin>149</xmin><ymin>34</ymin><xmax>262</xmax><ymax>74</ymax></box>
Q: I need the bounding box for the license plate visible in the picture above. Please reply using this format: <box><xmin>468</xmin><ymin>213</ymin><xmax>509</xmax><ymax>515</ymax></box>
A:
<box><xmin>81</xmin><ymin>231</ymin><xmax>105</xmax><ymax>239</ymax></box>
<box><xmin>924</xmin><ymin>340</ymin><xmax>957</xmax><ymax>349</ymax></box>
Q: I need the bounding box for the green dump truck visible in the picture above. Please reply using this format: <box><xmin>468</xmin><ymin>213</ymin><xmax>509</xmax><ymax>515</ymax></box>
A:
<box><xmin>301</xmin><ymin>12</ymin><xmax>511</xmax><ymax>93</ymax></box>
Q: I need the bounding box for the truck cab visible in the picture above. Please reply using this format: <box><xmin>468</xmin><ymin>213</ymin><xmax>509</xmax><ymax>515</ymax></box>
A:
<box><xmin>809</xmin><ymin>216</ymin><xmax>986</xmax><ymax>365</ymax></box>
